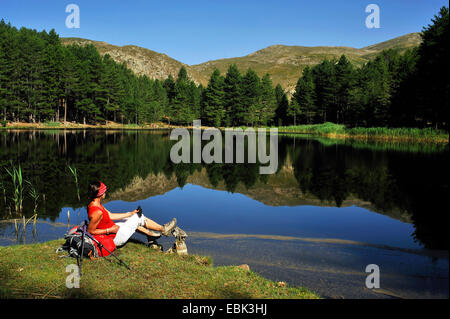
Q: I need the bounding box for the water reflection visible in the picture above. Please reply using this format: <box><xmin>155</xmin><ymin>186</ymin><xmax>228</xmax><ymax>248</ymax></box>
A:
<box><xmin>0</xmin><ymin>130</ymin><xmax>448</xmax><ymax>250</ymax></box>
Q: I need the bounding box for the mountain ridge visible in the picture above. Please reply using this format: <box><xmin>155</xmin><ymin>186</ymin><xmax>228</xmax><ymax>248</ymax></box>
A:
<box><xmin>61</xmin><ymin>32</ymin><xmax>421</xmax><ymax>94</ymax></box>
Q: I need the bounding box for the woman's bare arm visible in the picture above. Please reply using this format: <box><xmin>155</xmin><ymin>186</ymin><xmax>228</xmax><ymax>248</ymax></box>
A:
<box><xmin>105</xmin><ymin>208</ymin><xmax>138</xmax><ymax>220</ymax></box>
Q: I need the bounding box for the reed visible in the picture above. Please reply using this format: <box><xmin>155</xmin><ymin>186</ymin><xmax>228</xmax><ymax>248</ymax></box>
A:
<box><xmin>2</xmin><ymin>163</ymin><xmax>40</xmax><ymax>237</ymax></box>
<box><xmin>0</xmin><ymin>178</ymin><xmax>6</xmax><ymax>206</ymax></box>
<box><xmin>276</xmin><ymin>122</ymin><xmax>449</xmax><ymax>143</ymax></box>
<box><xmin>11</xmin><ymin>214</ymin><xmax>38</xmax><ymax>238</ymax></box>
<box><xmin>4</xmin><ymin>162</ymin><xmax>25</xmax><ymax>215</ymax></box>
<box><xmin>67</xmin><ymin>165</ymin><xmax>80</xmax><ymax>202</ymax></box>
<box><xmin>26</xmin><ymin>180</ymin><xmax>40</xmax><ymax>215</ymax></box>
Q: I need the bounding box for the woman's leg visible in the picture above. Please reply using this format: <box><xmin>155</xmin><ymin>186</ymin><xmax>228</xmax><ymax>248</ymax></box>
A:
<box><xmin>114</xmin><ymin>214</ymin><xmax>177</xmax><ymax>246</ymax></box>
<box><xmin>113</xmin><ymin>214</ymin><xmax>146</xmax><ymax>247</ymax></box>
<box><xmin>143</xmin><ymin>216</ymin><xmax>177</xmax><ymax>236</ymax></box>
<box><xmin>144</xmin><ymin>217</ymin><xmax>163</xmax><ymax>232</ymax></box>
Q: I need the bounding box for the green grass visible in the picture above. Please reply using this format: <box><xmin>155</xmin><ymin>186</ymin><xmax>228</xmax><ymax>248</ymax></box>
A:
<box><xmin>122</xmin><ymin>123</ymin><xmax>145</xmax><ymax>129</ymax></box>
<box><xmin>0</xmin><ymin>240</ymin><xmax>319</xmax><ymax>299</ymax></box>
<box><xmin>278</xmin><ymin>134</ymin><xmax>448</xmax><ymax>153</ymax></box>
<box><xmin>279</xmin><ymin>122</ymin><xmax>346</xmax><ymax>135</ymax></box>
<box><xmin>276</xmin><ymin>122</ymin><xmax>449</xmax><ymax>143</ymax></box>
<box><xmin>43</xmin><ymin>121</ymin><xmax>62</xmax><ymax>127</ymax></box>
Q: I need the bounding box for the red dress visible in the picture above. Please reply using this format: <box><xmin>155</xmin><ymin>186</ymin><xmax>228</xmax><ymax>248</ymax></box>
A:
<box><xmin>88</xmin><ymin>204</ymin><xmax>116</xmax><ymax>256</ymax></box>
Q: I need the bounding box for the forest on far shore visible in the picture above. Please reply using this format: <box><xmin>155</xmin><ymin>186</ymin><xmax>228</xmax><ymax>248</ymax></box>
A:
<box><xmin>0</xmin><ymin>7</ymin><xmax>448</xmax><ymax>131</ymax></box>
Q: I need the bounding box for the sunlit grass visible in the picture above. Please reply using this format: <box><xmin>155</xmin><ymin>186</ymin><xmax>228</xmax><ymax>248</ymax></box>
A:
<box><xmin>0</xmin><ymin>240</ymin><xmax>320</xmax><ymax>299</ymax></box>
<box><xmin>276</xmin><ymin>122</ymin><xmax>449</xmax><ymax>143</ymax></box>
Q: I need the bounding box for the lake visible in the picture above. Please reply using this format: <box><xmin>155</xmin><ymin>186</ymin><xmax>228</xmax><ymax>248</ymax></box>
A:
<box><xmin>0</xmin><ymin>129</ymin><xmax>448</xmax><ymax>299</ymax></box>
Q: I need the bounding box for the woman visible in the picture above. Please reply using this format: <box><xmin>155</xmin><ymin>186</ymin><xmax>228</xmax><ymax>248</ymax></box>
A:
<box><xmin>87</xmin><ymin>181</ymin><xmax>176</xmax><ymax>254</ymax></box>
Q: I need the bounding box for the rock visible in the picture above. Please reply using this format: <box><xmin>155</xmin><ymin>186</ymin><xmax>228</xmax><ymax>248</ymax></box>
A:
<box><xmin>237</xmin><ymin>264</ymin><xmax>250</xmax><ymax>271</ymax></box>
<box><xmin>148</xmin><ymin>243</ymin><xmax>163</xmax><ymax>251</ymax></box>
<box><xmin>164</xmin><ymin>247</ymin><xmax>175</xmax><ymax>254</ymax></box>
<box><xmin>175</xmin><ymin>240</ymin><xmax>188</xmax><ymax>256</ymax></box>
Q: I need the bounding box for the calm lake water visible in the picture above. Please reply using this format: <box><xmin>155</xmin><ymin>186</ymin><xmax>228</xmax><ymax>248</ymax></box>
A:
<box><xmin>0</xmin><ymin>129</ymin><xmax>448</xmax><ymax>299</ymax></box>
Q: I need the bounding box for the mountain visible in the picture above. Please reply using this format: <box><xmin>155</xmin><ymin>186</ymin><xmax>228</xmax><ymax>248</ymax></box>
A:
<box><xmin>106</xmin><ymin>165</ymin><xmax>412</xmax><ymax>224</ymax></box>
<box><xmin>361</xmin><ymin>32</ymin><xmax>422</xmax><ymax>54</ymax></box>
<box><xmin>190</xmin><ymin>33</ymin><xmax>421</xmax><ymax>94</ymax></box>
<box><xmin>62</xmin><ymin>32</ymin><xmax>421</xmax><ymax>94</ymax></box>
<box><xmin>60</xmin><ymin>37</ymin><xmax>209</xmax><ymax>85</ymax></box>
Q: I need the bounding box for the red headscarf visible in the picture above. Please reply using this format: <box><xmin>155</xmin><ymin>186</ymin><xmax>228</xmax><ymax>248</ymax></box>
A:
<box><xmin>97</xmin><ymin>181</ymin><xmax>107</xmax><ymax>197</ymax></box>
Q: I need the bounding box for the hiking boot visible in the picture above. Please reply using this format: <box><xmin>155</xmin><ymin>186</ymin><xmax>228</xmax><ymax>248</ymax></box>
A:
<box><xmin>147</xmin><ymin>239</ymin><xmax>163</xmax><ymax>251</ymax></box>
<box><xmin>172</xmin><ymin>226</ymin><xmax>188</xmax><ymax>240</ymax></box>
<box><xmin>161</xmin><ymin>218</ymin><xmax>177</xmax><ymax>236</ymax></box>
<box><xmin>145</xmin><ymin>229</ymin><xmax>161</xmax><ymax>238</ymax></box>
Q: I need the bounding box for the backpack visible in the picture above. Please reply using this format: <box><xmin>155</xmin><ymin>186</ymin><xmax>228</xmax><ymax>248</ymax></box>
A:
<box><xmin>56</xmin><ymin>225</ymin><xmax>99</xmax><ymax>259</ymax></box>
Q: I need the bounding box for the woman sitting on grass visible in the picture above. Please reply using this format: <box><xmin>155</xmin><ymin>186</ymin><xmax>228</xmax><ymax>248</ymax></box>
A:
<box><xmin>86</xmin><ymin>181</ymin><xmax>176</xmax><ymax>253</ymax></box>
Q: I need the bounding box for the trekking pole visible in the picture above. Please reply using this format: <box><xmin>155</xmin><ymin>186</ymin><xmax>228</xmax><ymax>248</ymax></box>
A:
<box><xmin>90</xmin><ymin>234</ymin><xmax>130</xmax><ymax>270</ymax></box>
<box><xmin>80</xmin><ymin>220</ymin><xmax>131</xmax><ymax>270</ymax></box>
<box><xmin>78</xmin><ymin>220</ymin><xmax>87</xmax><ymax>277</ymax></box>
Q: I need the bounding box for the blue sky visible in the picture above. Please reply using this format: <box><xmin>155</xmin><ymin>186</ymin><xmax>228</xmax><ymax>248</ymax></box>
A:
<box><xmin>0</xmin><ymin>0</ymin><xmax>447</xmax><ymax>65</ymax></box>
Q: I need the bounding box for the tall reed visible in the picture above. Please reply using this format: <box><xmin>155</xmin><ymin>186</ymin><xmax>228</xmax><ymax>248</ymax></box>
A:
<box><xmin>68</xmin><ymin>165</ymin><xmax>81</xmax><ymax>202</ymax></box>
<box><xmin>4</xmin><ymin>162</ymin><xmax>25</xmax><ymax>215</ymax></box>
<box><xmin>277</xmin><ymin>122</ymin><xmax>449</xmax><ymax>143</ymax></box>
<box><xmin>0</xmin><ymin>178</ymin><xmax>6</xmax><ymax>206</ymax></box>
<box><xmin>26</xmin><ymin>180</ymin><xmax>40</xmax><ymax>215</ymax></box>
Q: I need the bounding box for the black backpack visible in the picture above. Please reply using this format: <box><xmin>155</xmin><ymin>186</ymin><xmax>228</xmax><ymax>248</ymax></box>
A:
<box><xmin>56</xmin><ymin>225</ymin><xmax>99</xmax><ymax>259</ymax></box>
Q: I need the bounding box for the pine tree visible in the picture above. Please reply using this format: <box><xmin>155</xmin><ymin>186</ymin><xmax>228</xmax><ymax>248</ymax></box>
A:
<box><xmin>71</xmin><ymin>44</ymin><xmax>104</xmax><ymax>123</ymax></box>
<box><xmin>202</xmin><ymin>69</ymin><xmax>225</xmax><ymax>126</ymax></box>
<box><xmin>415</xmin><ymin>6</ymin><xmax>449</xmax><ymax>130</ymax></box>
<box><xmin>388</xmin><ymin>49</ymin><xmax>419</xmax><ymax>127</ymax></box>
<box><xmin>60</xmin><ymin>46</ymin><xmax>79</xmax><ymax>124</ymax></box>
<box><xmin>223</xmin><ymin>64</ymin><xmax>242</xmax><ymax>126</ymax></box>
<box><xmin>163</xmin><ymin>75</ymin><xmax>176</xmax><ymax>124</ymax></box>
<box><xmin>40</xmin><ymin>29</ymin><xmax>64</xmax><ymax>122</ymax></box>
<box><xmin>99</xmin><ymin>54</ymin><xmax>125</xmax><ymax>123</ymax></box>
<box><xmin>176</xmin><ymin>66</ymin><xmax>189</xmax><ymax>84</ymax></box>
<box><xmin>149</xmin><ymin>79</ymin><xmax>168</xmax><ymax>123</ymax></box>
<box><xmin>0</xmin><ymin>20</ymin><xmax>15</xmax><ymax>121</ymax></box>
<box><xmin>172</xmin><ymin>67</ymin><xmax>194</xmax><ymax>124</ymax></box>
<box><xmin>311</xmin><ymin>60</ymin><xmax>337</xmax><ymax>123</ymax></box>
<box><xmin>188</xmin><ymin>80</ymin><xmax>201</xmax><ymax>121</ymax></box>
<box><xmin>334</xmin><ymin>55</ymin><xmax>355</xmax><ymax>124</ymax></box>
<box><xmin>293</xmin><ymin>66</ymin><xmax>316</xmax><ymax>124</ymax></box>
<box><xmin>287</xmin><ymin>99</ymin><xmax>301</xmax><ymax>126</ymax></box>
<box><xmin>259</xmin><ymin>74</ymin><xmax>277</xmax><ymax>125</ymax></box>
<box><xmin>354</xmin><ymin>56</ymin><xmax>391</xmax><ymax>126</ymax></box>
<box><xmin>274</xmin><ymin>84</ymin><xmax>290</xmax><ymax>126</ymax></box>
<box><xmin>240</xmin><ymin>69</ymin><xmax>261</xmax><ymax>126</ymax></box>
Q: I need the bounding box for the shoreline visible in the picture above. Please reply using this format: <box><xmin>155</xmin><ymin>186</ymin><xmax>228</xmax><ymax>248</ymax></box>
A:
<box><xmin>1</xmin><ymin>121</ymin><xmax>448</xmax><ymax>144</ymax></box>
<box><xmin>277</xmin><ymin>130</ymin><xmax>449</xmax><ymax>144</ymax></box>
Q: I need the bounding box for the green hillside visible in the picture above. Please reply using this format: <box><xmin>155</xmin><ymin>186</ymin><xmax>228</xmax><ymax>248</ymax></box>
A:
<box><xmin>62</xmin><ymin>33</ymin><xmax>421</xmax><ymax>94</ymax></box>
<box><xmin>191</xmin><ymin>33</ymin><xmax>421</xmax><ymax>94</ymax></box>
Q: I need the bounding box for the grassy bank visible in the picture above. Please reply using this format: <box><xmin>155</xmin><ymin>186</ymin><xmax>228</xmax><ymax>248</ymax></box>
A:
<box><xmin>278</xmin><ymin>134</ymin><xmax>448</xmax><ymax>153</ymax></box>
<box><xmin>3</xmin><ymin>121</ymin><xmax>447</xmax><ymax>144</ymax></box>
<box><xmin>276</xmin><ymin>122</ymin><xmax>449</xmax><ymax>143</ymax></box>
<box><xmin>0</xmin><ymin>121</ymin><xmax>173</xmax><ymax>130</ymax></box>
<box><xmin>0</xmin><ymin>240</ymin><xmax>319</xmax><ymax>299</ymax></box>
